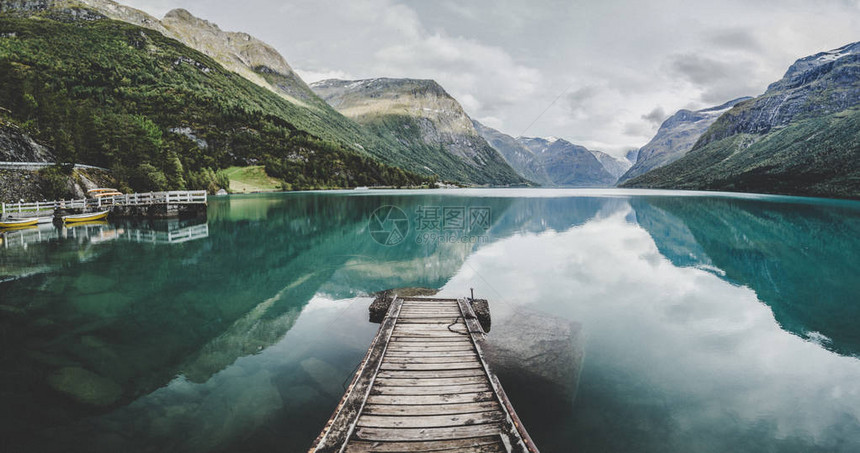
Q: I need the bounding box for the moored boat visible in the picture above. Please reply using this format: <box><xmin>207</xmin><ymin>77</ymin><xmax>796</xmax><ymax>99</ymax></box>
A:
<box><xmin>0</xmin><ymin>217</ymin><xmax>39</xmax><ymax>229</ymax></box>
<box><xmin>87</xmin><ymin>188</ymin><xmax>123</xmax><ymax>198</ymax></box>
<box><xmin>62</xmin><ymin>210</ymin><xmax>109</xmax><ymax>223</ymax></box>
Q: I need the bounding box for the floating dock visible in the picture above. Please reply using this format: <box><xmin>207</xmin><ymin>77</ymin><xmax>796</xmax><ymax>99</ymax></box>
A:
<box><xmin>310</xmin><ymin>296</ymin><xmax>538</xmax><ymax>453</ymax></box>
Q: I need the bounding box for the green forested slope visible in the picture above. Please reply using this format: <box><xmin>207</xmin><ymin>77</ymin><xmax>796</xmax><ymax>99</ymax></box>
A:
<box><xmin>622</xmin><ymin>42</ymin><xmax>860</xmax><ymax>199</ymax></box>
<box><xmin>0</xmin><ymin>11</ymin><xmax>429</xmax><ymax>192</ymax></box>
<box><xmin>623</xmin><ymin>108</ymin><xmax>860</xmax><ymax>199</ymax></box>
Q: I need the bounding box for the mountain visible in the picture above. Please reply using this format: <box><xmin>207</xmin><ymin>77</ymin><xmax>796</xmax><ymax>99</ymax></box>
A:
<box><xmin>472</xmin><ymin>121</ymin><xmax>623</xmax><ymax>186</ymax></box>
<box><xmin>617</xmin><ymin>97</ymin><xmax>751</xmax><ymax>184</ymax></box>
<box><xmin>516</xmin><ymin>137</ymin><xmax>617</xmax><ymax>187</ymax></box>
<box><xmin>623</xmin><ymin>42</ymin><xmax>860</xmax><ymax>199</ymax></box>
<box><xmin>590</xmin><ymin>149</ymin><xmax>631</xmax><ymax>180</ymax></box>
<box><xmin>471</xmin><ymin>120</ymin><xmax>546</xmax><ymax>184</ymax></box>
<box><xmin>0</xmin><ymin>1</ymin><xmax>430</xmax><ymax>195</ymax></box>
<box><xmin>310</xmin><ymin>78</ymin><xmax>526</xmax><ymax>185</ymax></box>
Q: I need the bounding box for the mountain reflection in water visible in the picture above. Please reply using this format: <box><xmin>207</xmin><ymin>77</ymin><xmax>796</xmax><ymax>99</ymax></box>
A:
<box><xmin>0</xmin><ymin>189</ymin><xmax>858</xmax><ymax>453</ymax></box>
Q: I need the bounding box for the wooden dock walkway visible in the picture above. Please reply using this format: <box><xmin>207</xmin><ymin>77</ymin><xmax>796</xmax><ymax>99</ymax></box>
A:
<box><xmin>310</xmin><ymin>297</ymin><xmax>538</xmax><ymax>453</ymax></box>
<box><xmin>1</xmin><ymin>190</ymin><xmax>207</xmax><ymax>220</ymax></box>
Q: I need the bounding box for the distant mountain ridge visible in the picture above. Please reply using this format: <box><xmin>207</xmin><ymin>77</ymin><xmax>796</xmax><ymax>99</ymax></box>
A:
<box><xmin>471</xmin><ymin>120</ymin><xmax>546</xmax><ymax>184</ymax></box>
<box><xmin>311</xmin><ymin>78</ymin><xmax>526</xmax><ymax>185</ymax></box>
<box><xmin>623</xmin><ymin>41</ymin><xmax>860</xmax><ymax>199</ymax></box>
<box><xmin>473</xmin><ymin>121</ymin><xmax>627</xmax><ymax>186</ymax></box>
<box><xmin>617</xmin><ymin>97</ymin><xmax>751</xmax><ymax>184</ymax></box>
<box><xmin>517</xmin><ymin>137</ymin><xmax>617</xmax><ymax>187</ymax></box>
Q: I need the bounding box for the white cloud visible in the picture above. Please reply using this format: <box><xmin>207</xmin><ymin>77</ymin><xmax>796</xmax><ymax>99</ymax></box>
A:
<box><xmin>294</xmin><ymin>69</ymin><xmax>355</xmax><ymax>84</ymax></box>
<box><xmin>121</xmin><ymin>0</ymin><xmax>860</xmax><ymax>157</ymax></box>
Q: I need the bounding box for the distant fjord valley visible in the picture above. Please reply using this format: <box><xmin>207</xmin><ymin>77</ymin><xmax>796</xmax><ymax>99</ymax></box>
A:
<box><xmin>0</xmin><ymin>0</ymin><xmax>858</xmax><ymax>200</ymax></box>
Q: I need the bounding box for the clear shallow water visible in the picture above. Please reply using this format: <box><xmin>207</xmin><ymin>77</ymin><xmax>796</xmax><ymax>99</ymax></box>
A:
<box><xmin>1</xmin><ymin>189</ymin><xmax>859</xmax><ymax>452</ymax></box>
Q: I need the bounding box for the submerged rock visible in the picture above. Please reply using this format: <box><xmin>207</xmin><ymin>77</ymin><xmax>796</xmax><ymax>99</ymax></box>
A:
<box><xmin>46</xmin><ymin>366</ymin><xmax>123</xmax><ymax>406</ymax></box>
<box><xmin>481</xmin><ymin>308</ymin><xmax>584</xmax><ymax>404</ymax></box>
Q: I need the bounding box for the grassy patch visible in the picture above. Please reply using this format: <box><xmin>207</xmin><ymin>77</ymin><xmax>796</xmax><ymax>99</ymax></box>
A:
<box><xmin>222</xmin><ymin>166</ymin><xmax>282</xmax><ymax>193</ymax></box>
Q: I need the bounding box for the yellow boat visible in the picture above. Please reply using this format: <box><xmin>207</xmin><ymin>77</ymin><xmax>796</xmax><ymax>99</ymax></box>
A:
<box><xmin>87</xmin><ymin>188</ymin><xmax>123</xmax><ymax>198</ymax></box>
<box><xmin>0</xmin><ymin>217</ymin><xmax>39</xmax><ymax>229</ymax></box>
<box><xmin>63</xmin><ymin>210</ymin><xmax>110</xmax><ymax>223</ymax></box>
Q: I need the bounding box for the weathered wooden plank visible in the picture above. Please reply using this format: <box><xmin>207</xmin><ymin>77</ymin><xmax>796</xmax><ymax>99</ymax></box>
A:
<box><xmin>400</xmin><ymin>297</ymin><xmax>459</xmax><ymax>302</ymax></box>
<box><xmin>353</xmin><ymin>424</ymin><xmax>503</xmax><ymax>442</ymax></box>
<box><xmin>392</xmin><ymin>327</ymin><xmax>466</xmax><ymax>333</ymax></box>
<box><xmin>388</xmin><ymin>339</ymin><xmax>471</xmax><ymax>345</ymax></box>
<box><xmin>387</xmin><ymin>335</ymin><xmax>469</xmax><ymax>341</ymax></box>
<box><xmin>357</xmin><ymin>410</ymin><xmax>505</xmax><ymax>429</ymax></box>
<box><xmin>386</xmin><ymin>344</ymin><xmax>474</xmax><ymax>351</ymax></box>
<box><xmin>400</xmin><ymin>302</ymin><xmax>459</xmax><ymax>306</ymax></box>
<box><xmin>390</xmin><ymin>332</ymin><xmax>469</xmax><ymax>339</ymax></box>
<box><xmin>393</xmin><ymin>324</ymin><xmax>464</xmax><ymax>330</ymax></box>
<box><xmin>391</xmin><ymin>328</ymin><xmax>468</xmax><ymax>336</ymax></box>
<box><xmin>396</xmin><ymin>318</ymin><xmax>463</xmax><ymax>324</ymax></box>
<box><xmin>384</xmin><ymin>353</ymin><xmax>477</xmax><ymax>361</ymax></box>
<box><xmin>373</xmin><ymin>376</ymin><xmax>488</xmax><ymax>387</ymax></box>
<box><xmin>345</xmin><ymin>438</ymin><xmax>504</xmax><ymax>453</ymax></box>
<box><xmin>379</xmin><ymin>362</ymin><xmax>481</xmax><ymax>371</ymax></box>
<box><xmin>366</xmin><ymin>392</ymin><xmax>495</xmax><ymax>406</ymax></box>
<box><xmin>375</xmin><ymin>369</ymin><xmax>486</xmax><ymax>379</ymax></box>
<box><xmin>378</xmin><ymin>363</ymin><xmax>481</xmax><ymax>372</ymax></box>
<box><xmin>361</xmin><ymin>401</ymin><xmax>501</xmax><ymax>416</ymax></box>
<box><xmin>387</xmin><ymin>342</ymin><xmax>471</xmax><ymax>348</ymax></box>
<box><xmin>369</xmin><ymin>383</ymin><xmax>490</xmax><ymax>396</ymax></box>
<box><xmin>388</xmin><ymin>332</ymin><xmax>466</xmax><ymax>339</ymax></box>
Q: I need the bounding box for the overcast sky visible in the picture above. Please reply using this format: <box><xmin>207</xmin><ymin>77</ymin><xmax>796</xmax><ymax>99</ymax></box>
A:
<box><xmin>124</xmin><ymin>0</ymin><xmax>860</xmax><ymax>156</ymax></box>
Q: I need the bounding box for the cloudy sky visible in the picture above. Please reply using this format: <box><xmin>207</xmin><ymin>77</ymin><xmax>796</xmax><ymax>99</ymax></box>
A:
<box><xmin>124</xmin><ymin>0</ymin><xmax>860</xmax><ymax>156</ymax></box>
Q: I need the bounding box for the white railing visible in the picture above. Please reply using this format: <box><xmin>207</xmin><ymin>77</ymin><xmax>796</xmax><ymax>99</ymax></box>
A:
<box><xmin>2</xmin><ymin>190</ymin><xmax>207</xmax><ymax>217</ymax></box>
<box><xmin>0</xmin><ymin>199</ymin><xmax>88</xmax><ymax>215</ymax></box>
<box><xmin>90</xmin><ymin>190</ymin><xmax>208</xmax><ymax>208</ymax></box>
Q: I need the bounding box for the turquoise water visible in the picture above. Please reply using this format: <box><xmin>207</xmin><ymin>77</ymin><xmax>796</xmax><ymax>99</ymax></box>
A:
<box><xmin>1</xmin><ymin>189</ymin><xmax>859</xmax><ymax>452</ymax></box>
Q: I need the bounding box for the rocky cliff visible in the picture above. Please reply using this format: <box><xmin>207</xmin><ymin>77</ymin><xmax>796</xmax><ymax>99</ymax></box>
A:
<box><xmin>617</xmin><ymin>97</ymin><xmax>751</xmax><ymax>184</ymax></box>
<box><xmin>311</xmin><ymin>78</ymin><xmax>526</xmax><ymax>185</ymax></box>
<box><xmin>623</xmin><ymin>41</ymin><xmax>860</xmax><ymax>199</ymax></box>
<box><xmin>0</xmin><ymin>119</ymin><xmax>54</xmax><ymax>162</ymax></box>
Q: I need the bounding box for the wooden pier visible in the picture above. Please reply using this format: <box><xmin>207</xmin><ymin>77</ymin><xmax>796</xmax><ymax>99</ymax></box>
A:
<box><xmin>311</xmin><ymin>296</ymin><xmax>538</xmax><ymax>453</ymax></box>
<box><xmin>1</xmin><ymin>190</ymin><xmax>207</xmax><ymax>220</ymax></box>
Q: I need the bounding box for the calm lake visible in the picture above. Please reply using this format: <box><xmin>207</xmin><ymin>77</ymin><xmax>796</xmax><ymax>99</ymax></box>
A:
<box><xmin>1</xmin><ymin>188</ymin><xmax>859</xmax><ymax>452</ymax></box>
